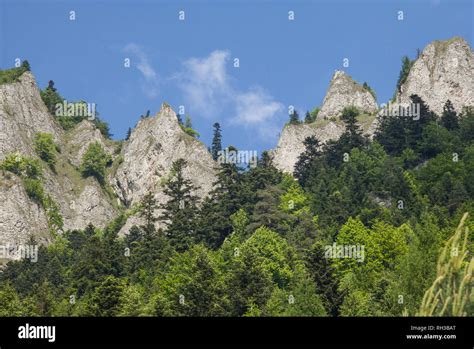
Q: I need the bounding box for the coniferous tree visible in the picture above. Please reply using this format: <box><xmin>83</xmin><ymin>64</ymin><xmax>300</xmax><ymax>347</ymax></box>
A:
<box><xmin>440</xmin><ymin>100</ymin><xmax>459</xmax><ymax>131</ymax></box>
<box><xmin>159</xmin><ymin>159</ymin><xmax>200</xmax><ymax>251</ymax></box>
<box><xmin>294</xmin><ymin>136</ymin><xmax>322</xmax><ymax>185</ymax></box>
<box><xmin>125</xmin><ymin>127</ymin><xmax>132</xmax><ymax>141</ymax></box>
<box><xmin>306</xmin><ymin>241</ymin><xmax>343</xmax><ymax>316</ymax></box>
<box><xmin>395</xmin><ymin>56</ymin><xmax>414</xmax><ymax>97</ymax></box>
<box><xmin>211</xmin><ymin>122</ymin><xmax>222</xmax><ymax>161</ymax></box>
<box><xmin>304</xmin><ymin>111</ymin><xmax>312</xmax><ymax>123</ymax></box>
<box><xmin>139</xmin><ymin>192</ymin><xmax>157</xmax><ymax>233</ymax></box>
<box><xmin>289</xmin><ymin>110</ymin><xmax>300</xmax><ymax>124</ymax></box>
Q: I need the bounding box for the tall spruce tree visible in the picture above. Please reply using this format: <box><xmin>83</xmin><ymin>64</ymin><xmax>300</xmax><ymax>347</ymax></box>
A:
<box><xmin>159</xmin><ymin>159</ymin><xmax>199</xmax><ymax>252</ymax></box>
<box><xmin>289</xmin><ymin>110</ymin><xmax>300</xmax><ymax>124</ymax></box>
<box><xmin>441</xmin><ymin>100</ymin><xmax>459</xmax><ymax>131</ymax></box>
<box><xmin>294</xmin><ymin>136</ymin><xmax>322</xmax><ymax>186</ymax></box>
<box><xmin>211</xmin><ymin>122</ymin><xmax>222</xmax><ymax>161</ymax></box>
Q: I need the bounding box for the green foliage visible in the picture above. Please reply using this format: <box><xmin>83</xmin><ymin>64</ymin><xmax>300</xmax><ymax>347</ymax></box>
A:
<box><xmin>289</xmin><ymin>109</ymin><xmax>300</xmax><ymax>125</ymax></box>
<box><xmin>180</xmin><ymin>115</ymin><xmax>200</xmax><ymax>138</ymax></box>
<box><xmin>362</xmin><ymin>81</ymin><xmax>376</xmax><ymax>100</ymax></box>
<box><xmin>417</xmin><ymin>213</ymin><xmax>473</xmax><ymax>316</ymax></box>
<box><xmin>34</xmin><ymin>133</ymin><xmax>57</xmax><ymax>168</ymax></box>
<box><xmin>0</xmin><ymin>63</ymin><xmax>30</xmax><ymax>85</ymax></box>
<box><xmin>0</xmin><ymin>152</ymin><xmax>42</xmax><ymax>179</ymax></box>
<box><xmin>159</xmin><ymin>159</ymin><xmax>200</xmax><ymax>251</ymax></box>
<box><xmin>40</xmin><ymin>81</ymin><xmax>112</xmax><ymax>138</ymax></box>
<box><xmin>80</xmin><ymin>142</ymin><xmax>112</xmax><ymax>184</ymax></box>
<box><xmin>1</xmin><ymin>84</ymin><xmax>473</xmax><ymax>318</ymax></box>
<box><xmin>394</xmin><ymin>55</ymin><xmax>414</xmax><ymax>99</ymax></box>
<box><xmin>211</xmin><ymin>122</ymin><xmax>222</xmax><ymax>161</ymax></box>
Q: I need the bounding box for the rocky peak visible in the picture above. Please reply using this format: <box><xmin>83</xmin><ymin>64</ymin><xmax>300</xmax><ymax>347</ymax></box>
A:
<box><xmin>112</xmin><ymin>103</ymin><xmax>217</xmax><ymax>229</ymax></box>
<box><xmin>397</xmin><ymin>37</ymin><xmax>473</xmax><ymax>115</ymax></box>
<box><xmin>0</xmin><ymin>71</ymin><xmax>117</xmax><ymax>246</ymax></box>
<box><xmin>0</xmin><ymin>71</ymin><xmax>63</xmax><ymax>160</ymax></box>
<box><xmin>318</xmin><ymin>70</ymin><xmax>378</xmax><ymax>120</ymax></box>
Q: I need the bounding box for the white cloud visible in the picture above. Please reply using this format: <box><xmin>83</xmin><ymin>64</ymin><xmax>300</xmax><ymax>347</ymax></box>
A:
<box><xmin>123</xmin><ymin>43</ymin><xmax>160</xmax><ymax>98</ymax></box>
<box><xmin>234</xmin><ymin>87</ymin><xmax>284</xmax><ymax>125</ymax></box>
<box><xmin>177</xmin><ymin>50</ymin><xmax>284</xmax><ymax>140</ymax></box>
<box><xmin>178</xmin><ymin>50</ymin><xmax>232</xmax><ymax>116</ymax></box>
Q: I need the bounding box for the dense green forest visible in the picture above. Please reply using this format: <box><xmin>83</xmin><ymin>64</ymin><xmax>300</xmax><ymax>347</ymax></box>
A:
<box><xmin>0</xmin><ymin>86</ymin><xmax>473</xmax><ymax>316</ymax></box>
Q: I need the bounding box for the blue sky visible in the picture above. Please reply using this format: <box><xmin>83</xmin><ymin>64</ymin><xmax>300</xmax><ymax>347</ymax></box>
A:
<box><xmin>1</xmin><ymin>0</ymin><xmax>472</xmax><ymax>153</ymax></box>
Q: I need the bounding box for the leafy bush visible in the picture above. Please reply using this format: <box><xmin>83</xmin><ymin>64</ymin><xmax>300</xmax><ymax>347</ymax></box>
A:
<box><xmin>80</xmin><ymin>142</ymin><xmax>112</xmax><ymax>183</ymax></box>
<box><xmin>0</xmin><ymin>153</ymin><xmax>42</xmax><ymax>179</ymax></box>
<box><xmin>180</xmin><ymin>115</ymin><xmax>200</xmax><ymax>138</ymax></box>
<box><xmin>34</xmin><ymin>133</ymin><xmax>57</xmax><ymax>168</ymax></box>
<box><xmin>0</xmin><ymin>61</ymin><xmax>30</xmax><ymax>85</ymax></box>
<box><xmin>22</xmin><ymin>177</ymin><xmax>45</xmax><ymax>203</ymax></box>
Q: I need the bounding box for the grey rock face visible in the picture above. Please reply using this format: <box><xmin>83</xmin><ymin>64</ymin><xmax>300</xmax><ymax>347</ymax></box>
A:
<box><xmin>318</xmin><ymin>70</ymin><xmax>378</xmax><ymax>120</ymax></box>
<box><xmin>66</xmin><ymin>120</ymin><xmax>115</xmax><ymax>168</ymax></box>
<box><xmin>0</xmin><ymin>72</ymin><xmax>63</xmax><ymax>160</ymax></box>
<box><xmin>271</xmin><ymin>121</ymin><xmax>345</xmax><ymax>174</ymax></box>
<box><xmin>0</xmin><ymin>173</ymin><xmax>49</xmax><ymax>246</ymax></box>
<box><xmin>397</xmin><ymin>37</ymin><xmax>474</xmax><ymax>115</ymax></box>
<box><xmin>0</xmin><ymin>72</ymin><xmax>117</xmax><ymax>245</ymax></box>
<box><xmin>112</xmin><ymin>103</ymin><xmax>217</xmax><ymax>234</ymax></box>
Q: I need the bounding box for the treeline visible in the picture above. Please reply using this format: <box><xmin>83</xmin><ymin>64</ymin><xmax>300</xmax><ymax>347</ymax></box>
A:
<box><xmin>0</xmin><ymin>95</ymin><xmax>473</xmax><ymax>317</ymax></box>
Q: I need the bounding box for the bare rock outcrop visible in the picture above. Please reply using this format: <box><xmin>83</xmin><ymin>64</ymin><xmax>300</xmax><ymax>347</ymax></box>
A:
<box><xmin>397</xmin><ymin>37</ymin><xmax>474</xmax><ymax>115</ymax></box>
<box><xmin>0</xmin><ymin>173</ymin><xmax>49</xmax><ymax>246</ymax></box>
<box><xmin>0</xmin><ymin>72</ymin><xmax>63</xmax><ymax>160</ymax></box>
<box><xmin>0</xmin><ymin>71</ymin><xmax>118</xmax><ymax>245</ymax></box>
<box><xmin>318</xmin><ymin>70</ymin><xmax>378</xmax><ymax>120</ymax></box>
<box><xmin>271</xmin><ymin>121</ymin><xmax>344</xmax><ymax>174</ymax></box>
<box><xmin>112</xmin><ymin>103</ymin><xmax>217</xmax><ymax>234</ymax></box>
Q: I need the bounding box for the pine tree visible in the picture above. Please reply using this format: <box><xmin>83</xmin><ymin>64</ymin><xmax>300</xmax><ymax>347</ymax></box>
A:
<box><xmin>159</xmin><ymin>159</ymin><xmax>200</xmax><ymax>251</ymax></box>
<box><xmin>125</xmin><ymin>127</ymin><xmax>132</xmax><ymax>141</ymax></box>
<box><xmin>294</xmin><ymin>136</ymin><xmax>321</xmax><ymax>185</ymax></box>
<box><xmin>139</xmin><ymin>192</ymin><xmax>158</xmax><ymax>233</ymax></box>
<box><xmin>21</xmin><ymin>60</ymin><xmax>31</xmax><ymax>71</ymax></box>
<box><xmin>289</xmin><ymin>110</ymin><xmax>300</xmax><ymax>124</ymax></box>
<box><xmin>211</xmin><ymin>122</ymin><xmax>222</xmax><ymax>161</ymax></box>
<box><xmin>395</xmin><ymin>56</ymin><xmax>414</xmax><ymax>96</ymax></box>
<box><xmin>441</xmin><ymin>100</ymin><xmax>459</xmax><ymax>130</ymax></box>
<box><xmin>304</xmin><ymin>111</ymin><xmax>313</xmax><ymax>123</ymax></box>
<box><xmin>306</xmin><ymin>242</ymin><xmax>343</xmax><ymax>316</ymax></box>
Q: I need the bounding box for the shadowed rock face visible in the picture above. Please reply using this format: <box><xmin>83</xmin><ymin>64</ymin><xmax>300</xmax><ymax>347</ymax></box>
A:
<box><xmin>397</xmin><ymin>37</ymin><xmax>474</xmax><ymax>115</ymax></box>
<box><xmin>318</xmin><ymin>70</ymin><xmax>378</xmax><ymax>120</ymax></box>
<box><xmin>111</xmin><ymin>103</ymin><xmax>217</xmax><ymax>234</ymax></box>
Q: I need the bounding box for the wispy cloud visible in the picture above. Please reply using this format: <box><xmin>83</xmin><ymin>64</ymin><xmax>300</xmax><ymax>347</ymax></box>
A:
<box><xmin>123</xmin><ymin>43</ymin><xmax>160</xmax><ymax>98</ymax></box>
<box><xmin>176</xmin><ymin>50</ymin><xmax>284</xmax><ymax>140</ymax></box>
<box><xmin>233</xmin><ymin>87</ymin><xmax>284</xmax><ymax>140</ymax></box>
<box><xmin>178</xmin><ymin>50</ymin><xmax>232</xmax><ymax>116</ymax></box>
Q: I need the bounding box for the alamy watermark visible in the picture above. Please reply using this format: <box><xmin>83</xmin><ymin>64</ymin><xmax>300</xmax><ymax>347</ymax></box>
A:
<box><xmin>54</xmin><ymin>100</ymin><xmax>96</xmax><ymax>120</ymax></box>
<box><xmin>380</xmin><ymin>101</ymin><xmax>420</xmax><ymax>120</ymax></box>
<box><xmin>217</xmin><ymin>148</ymin><xmax>258</xmax><ymax>168</ymax></box>
<box><xmin>0</xmin><ymin>243</ymin><xmax>38</xmax><ymax>262</ymax></box>
<box><xmin>325</xmin><ymin>243</ymin><xmax>365</xmax><ymax>263</ymax></box>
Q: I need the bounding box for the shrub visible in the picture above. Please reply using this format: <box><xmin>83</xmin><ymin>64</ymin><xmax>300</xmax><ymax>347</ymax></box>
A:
<box><xmin>22</xmin><ymin>177</ymin><xmax>45</xmax><ymax>203</ymax></box>
<box><xmin>34</xmin><ymin>133</ymin><xmax>57</xmax><ymax>168</ymax></box>
<box><xmin>0</xmin><ymin>153</ymin><xmax>42</xmax><ymax>179</ymax></box>
<box><xmin>80</xmin><ymin>142</ymin><xmax>112</xmax><ymax>183</ymax></box>
<box><xmin>0</xmin><ymin>62</ymin><xmax>30</xmax><ymax>85</ymax></box>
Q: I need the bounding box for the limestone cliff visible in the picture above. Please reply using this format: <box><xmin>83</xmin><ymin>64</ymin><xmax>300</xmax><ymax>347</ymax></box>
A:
<box><xmin>0</xmin><ymin>71</ymin><xmax>118</xmax><ymax>245</ymax></box>
<box><xmin>397</xmin><ymin>37</ymin><xmax>473</xmax><ymax>115</ymax></box>
<box><xmin>111</xmin><ymin>103</ymin><xmax>217</xmax><ymax>234</ymax></box>
<box><xmin>318</xmin><ymin>70</ymin><xmax>378</xmax><ymax>120</ymax></box>
<box><xmin>272</xmin><ymin>70</ymin><xmax>378</xmax><ymax>174</ymax></box>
